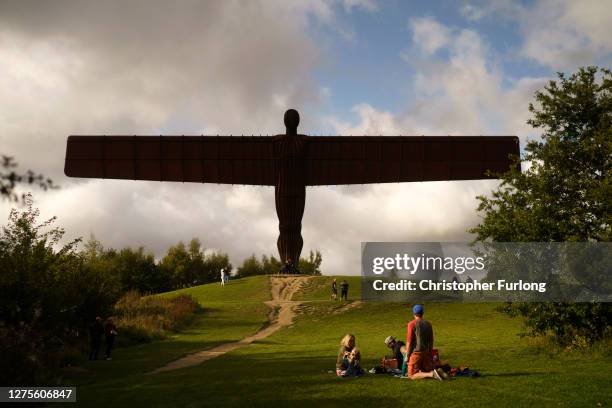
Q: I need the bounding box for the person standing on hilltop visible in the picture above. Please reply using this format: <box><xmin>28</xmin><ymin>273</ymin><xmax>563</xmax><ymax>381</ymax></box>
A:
<box><xmin>281</xmin><ymin>258</ymin><xmax>297</xmax><ymax>274</ymax></box>
<box><xmin>339</xmin><ymin>279</ymin><xmax>349</xmax><ymax>301</ymax></box>
<box><xmin>331</xmin><ymin>278</ymin><xmax>338</xmax><ymax>300</ymax></box>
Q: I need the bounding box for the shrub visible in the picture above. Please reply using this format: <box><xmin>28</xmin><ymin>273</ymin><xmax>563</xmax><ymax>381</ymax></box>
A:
<box><xmin>500</xmin><ymin>302</ymin><xmax>612</xmax><ymax>350</ymax></box>
<box><xmin>113</xmin><ymin>291</ymin><xmax>200</xmax><ymax>345</ymax></box>
<box><xmin>0</xmin><ymin>195</ymin><xmax>118</xmax><ymax>385</ymax></box>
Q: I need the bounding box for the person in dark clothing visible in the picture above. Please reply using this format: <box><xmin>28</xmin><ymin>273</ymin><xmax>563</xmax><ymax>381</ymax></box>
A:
<box><xmin>281</xmin><ymin>258</ymin><xmax>295</xmax><ymax>274</ymax></box>
<box><xmin>104</xmin><ymin>318</ymin><xmax>118</xmax><ymax>360</ymax></box>
<box><xmin>331</xmin><ymin>278</ymin><xmax>338</xmax><ymax>300</ymax></box>
<box><xmin>88</xmin><ymin>316</ymin><xmax>104</xmax><ymax>360</ymax></box>
<box><xmin>339</xmin><ymin>280</ymin><xmax>349</xmax><ymax>300</ymax></box>
<box><xmin>384</xmin><ymin>335</ymin><xmax>406</xmax><ymax>364</ymax></box>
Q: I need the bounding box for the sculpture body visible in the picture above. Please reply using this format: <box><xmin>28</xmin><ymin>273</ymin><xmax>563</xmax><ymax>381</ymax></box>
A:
<box><xmin>64</xmin><ymin>109</ymin><xmax>520</xmax><ymax>269</ymax></box>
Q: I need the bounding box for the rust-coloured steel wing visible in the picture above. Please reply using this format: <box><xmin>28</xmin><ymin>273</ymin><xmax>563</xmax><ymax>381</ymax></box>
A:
<box><xmin>304</xmin><ymin>136</ymin><xmax>520</xmax><ymax>185</ymax></box>
<box><xmin>64</xmin><ymin>135</ymin><xmax>277</xmax><ymax>185</ymax></box>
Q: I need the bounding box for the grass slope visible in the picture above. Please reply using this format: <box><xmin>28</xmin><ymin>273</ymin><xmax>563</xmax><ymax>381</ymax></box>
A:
<box><xmin>66</xmin><ymin>276</ymin><xmax>270</xmax><ymax>384</ymax></box>
<box><xmin>68</xmin><ymin>276</ymin><xmax>611</xmax><ymax>407</ymax></box>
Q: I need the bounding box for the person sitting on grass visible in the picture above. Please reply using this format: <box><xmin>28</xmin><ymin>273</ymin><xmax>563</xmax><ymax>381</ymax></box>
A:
<box><xmin>403</xmin><ymin>304</ymin><xmax>446</xmax><ymax>381</ymax></box>
<box><xmin>336</xmin><ymin>334</ymin><xmax>363</xmax><ymax>377</ymax></box>
<box><xmin>384</xmin><ymin>336</ymin><xmax>405</xmax><ymax>366</ymax></box>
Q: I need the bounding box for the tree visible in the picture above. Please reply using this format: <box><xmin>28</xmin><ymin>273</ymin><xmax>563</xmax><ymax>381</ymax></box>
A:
<box><xmin>261</xmin><ymin>254</ymin><xmax>282</xmax><ymax>274</ymax></box>
<box><xmin>202</xmin><ymin>251</ymin><xmax>232</xmax><ymax>284</ymax></box>
<box><xmin>77</xmin><ymin>236</ymin><xmax>122</xmax><ymax>323</ymax></box>
<box><xmin>0</xmin><ymin>194</ymin><xmax>119</xmax><ymax>384</ymax></box>
<box><xmin>236</xmin><ymin>254</ymin><xmax>264</xmax><ymax>278</ymax></box>
<box><xmin>113</xmin><ymin>247</ymin><xmax>167</xmax><ymax>293</ymax></box>
<box><xmin>298</xmin><ymin>250</ymin><xmax>323</xmax><ymax>275</ymax></box>
<box><xmin>159</xmin><ymin>241</ymin><xmax>191</xmax><ymax>288</ymax></box>
<box><xmin>159</xmin><ymin>238</ymin><xmax>232</xmax><ymax>288</ymax></box>
<box><xmin>470</xmin><ymin>66</ymin><xmax>611</xmax><ymax>347</ymax></box>
<box><xmin>236</xmin><ymin>251</ymin><xmax>323</xmax><ymax>277</ymax></box>
<box><xmin>0</xmin><ymin>156</ymin><xmax>56</xmax><ymax>202</ymax></box>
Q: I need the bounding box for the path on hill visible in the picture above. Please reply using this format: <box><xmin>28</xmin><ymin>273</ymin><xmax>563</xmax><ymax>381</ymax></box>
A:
<box><xmin>150</xmin><ymin>276</ymin><xmax>309</xmax><ymax>374</ymax></box>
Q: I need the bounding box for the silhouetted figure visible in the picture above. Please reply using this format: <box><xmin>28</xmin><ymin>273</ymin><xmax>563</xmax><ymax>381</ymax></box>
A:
<box><xmin>65</xmin><ymin>110</ymin><xmax>519</xmax><ymax>271</ymax></box>
<box><xmin>281</xmin><ymin>258</ymin><xmax>296</xmax><ymax>274</ymax></box>
<box><xmin>340</xmin><ymin>280</ymin><xmax>349</xmax><ymax>300</ymax></box>
<box><xmin>88</xmin><ymin>316</ymin><xmax>104</xmax><ymax>360</ymax></box>
<box><xmin>331</xmin><ymin>278</ymin><xmax>338</xmax><ymax>300</ymax></box>
<box><xmin>104</xmin><ymin>318</ymin><xmax>118</xmax><ymax>360</ymax></box>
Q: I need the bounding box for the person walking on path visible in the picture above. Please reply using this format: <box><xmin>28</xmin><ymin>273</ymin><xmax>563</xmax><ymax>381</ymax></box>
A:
<box><xmin>339</xmin><ymin>279</ymin><xmax>349</xmax><ymax>301</ymax></box>
<box><xmin>220</xmin><ymin>268</ymin><xmax>226</xmax><ymax>286</ymax></box>
<box><xmin>104</xmin><ymin>318</ymin><xmax>118</xmax><ymax>360</ymax></box>
<box><xmin>88</xmin><ymin>316</ymin><xmax>104</xmax><ymax>360</ymax></box>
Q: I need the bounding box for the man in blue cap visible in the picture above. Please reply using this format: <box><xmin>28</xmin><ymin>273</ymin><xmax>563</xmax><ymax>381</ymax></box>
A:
<box><xmin>403</xmin><ymin>304</ymin><xmax>444</xmax><ymax>380</ymax></box>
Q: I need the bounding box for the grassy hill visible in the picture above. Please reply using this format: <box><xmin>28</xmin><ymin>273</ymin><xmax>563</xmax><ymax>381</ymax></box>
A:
<box><xmin>66</xmin><ymin>276</ymin><xmax>610</xmax><ymax>407</ymax></box>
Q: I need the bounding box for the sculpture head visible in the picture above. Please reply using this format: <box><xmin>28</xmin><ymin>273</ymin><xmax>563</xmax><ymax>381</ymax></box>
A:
<box><xmin>284</xmin><ymin>109</ymin><xmax>300</xmax><ymax>135</ymax></box>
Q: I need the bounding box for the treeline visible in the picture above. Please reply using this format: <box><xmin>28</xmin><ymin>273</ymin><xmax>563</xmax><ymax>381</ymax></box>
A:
<box><xmin>83</xmin><ymin>236</ymin><xmax>232</xmax><ymax>295</ymax></box>
<box><xmin>236</xmin><ymin>250</ymin><xmax>323</xmax><ymax>277</ymax></box>
<box><xmin>84</xmin><ymin>237</ymin><xmax>324</xmax><ymax>295</ymax></box>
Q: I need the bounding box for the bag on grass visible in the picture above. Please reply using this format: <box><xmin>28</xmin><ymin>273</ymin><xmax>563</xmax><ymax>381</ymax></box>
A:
<box><xmin>381</xmin><ymin>358</ymin><xmax>398</xmax><ymax>370</ymax></box>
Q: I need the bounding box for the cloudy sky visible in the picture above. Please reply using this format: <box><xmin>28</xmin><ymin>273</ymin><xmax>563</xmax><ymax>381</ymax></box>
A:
<box><xmin>1</xmin><ymin>0</ymin><xmax>610</xmax><ymax>275</ymax></box>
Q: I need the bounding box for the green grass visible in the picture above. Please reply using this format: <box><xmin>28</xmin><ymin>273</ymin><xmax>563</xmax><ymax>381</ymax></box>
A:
<box><xmin>65</xmin><ymin>276</ymin><xmax>270</xmax><ymax>381</ymax></box>
<box><xmin>66</xmin><ymin>276</ymin><xmax>611</xmax><ymax>407</ymax></box>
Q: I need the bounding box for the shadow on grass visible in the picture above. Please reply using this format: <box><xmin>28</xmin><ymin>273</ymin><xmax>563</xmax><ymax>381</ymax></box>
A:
<box><xmin>481</xmin><ymin>372</ymin><xmax>539</xmax><ymax>377</ymax></box>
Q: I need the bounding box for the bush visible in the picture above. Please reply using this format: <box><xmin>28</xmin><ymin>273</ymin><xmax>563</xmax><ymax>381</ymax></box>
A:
<box><xmin>500</xmin><ymin>302</ymin><xmax>612</xmax><ymax>349</ymax></box>
<box><xmin>0</xmin><ymin>194</ymin><xmax>118</xmax><ymax>385</ymax></box>
<box><xmin>113</xmin><ymin>291</ymin><xmax>201</xmax><ymax>345</ymax></box>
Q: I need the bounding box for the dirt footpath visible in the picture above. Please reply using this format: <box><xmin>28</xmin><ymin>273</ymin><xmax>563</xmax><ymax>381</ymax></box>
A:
<box><xmin>150</xmin><ymin>276</ymin><xmax>309</xmax><ymax>374</ymax></box>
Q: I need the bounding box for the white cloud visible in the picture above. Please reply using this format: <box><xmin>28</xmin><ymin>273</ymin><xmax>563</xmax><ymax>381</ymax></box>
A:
<box><xmin>315</xmin><ymin>17</ymin><xmax>549</xmax><ymax>273</ymax></box>
<box><xmin>459</xmin><ymin>3</ymin><xmax>486</xmax><ymax>21</ymax></box>
<box><xmin>409</xmin><ymin>17</ymin><xmax>451</xmax><ymax>55</ymax></box>
<box><xmin>458</xmin><ymin>0</ymin><xmax>612</xmax><ymax>70</ymax></box>
<box><xmin>520</xmin><ymin>0</ymin><xmax>612</xmax><ymax>69</ymax></box>
<box><xmin>0</xmin><ymin>0</ymin><xmax>347</xmax><ymax>273</ymax></box>
<box><xmin>329</xmin><ymin>103</ymin><xmax>401</xmax><ymax>134</ymax></box>
<box><xmin>341</xmin><ymin>0</ymin><xmax>378</xmax><ymax>12</ymax></box>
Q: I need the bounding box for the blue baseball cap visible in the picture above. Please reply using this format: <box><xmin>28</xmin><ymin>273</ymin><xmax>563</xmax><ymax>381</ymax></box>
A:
<box><xmin>412</xmin><ymin>304</ymin><xmax>424</xmax><ymax>315</ymax></box>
